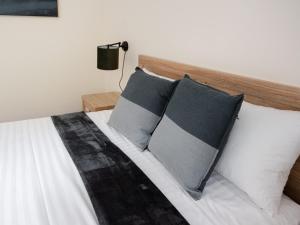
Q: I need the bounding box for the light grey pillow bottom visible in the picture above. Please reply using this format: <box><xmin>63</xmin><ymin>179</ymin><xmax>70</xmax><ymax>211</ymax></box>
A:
<box><xmin>148</xmin><ymin>115</ymin><xmax>218</xmax><ymax>198</ymax></box>
<box><xmin>108</xmin><ymin>96</ymin><xmax>160</xmax><ymax>149</ymax></box>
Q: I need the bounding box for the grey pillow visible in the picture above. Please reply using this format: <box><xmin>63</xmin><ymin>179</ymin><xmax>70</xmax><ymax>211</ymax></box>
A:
<box><xmin>148</xmin><ymin>76</ymin><xmax>244</xmax><ymax>199</ymax></box>
<box><xmin>108</xmin><ymin>68</ymin><xmax>178</xmax><ymax>149</ymax></box>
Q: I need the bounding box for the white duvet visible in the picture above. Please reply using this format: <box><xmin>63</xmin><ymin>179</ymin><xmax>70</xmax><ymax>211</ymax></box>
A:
<box><xmin>0</xmin><ymin>110</ymin><xmax>299</xmax><ymax>225</ymax></box>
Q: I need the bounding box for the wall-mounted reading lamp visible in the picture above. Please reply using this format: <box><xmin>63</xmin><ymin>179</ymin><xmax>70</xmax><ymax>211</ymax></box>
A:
<box><xmin>97</xmin><ymin>41</ymin><xmax>129</xmax><ymax>91</ymax></box>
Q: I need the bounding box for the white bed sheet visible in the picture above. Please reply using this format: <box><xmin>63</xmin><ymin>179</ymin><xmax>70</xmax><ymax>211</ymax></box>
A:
<box><xmin>0</xmin><ymin>110</ymin><xmax>299</xmax><ymax>225</ymax></box>
<box><xmin>0</xmin><ymin>117</ymin><xmax>98</xmax><ymax>225</ymax></box>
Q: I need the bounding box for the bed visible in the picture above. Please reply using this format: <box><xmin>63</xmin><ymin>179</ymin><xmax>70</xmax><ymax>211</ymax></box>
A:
<box><xmin>0</xmin><ymin>55</ymin><xmax>299</xmax><ymax>225</ymax></box>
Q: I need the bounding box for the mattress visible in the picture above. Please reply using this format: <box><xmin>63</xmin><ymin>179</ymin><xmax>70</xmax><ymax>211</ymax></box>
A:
<box><xmin>0</xmin><ymin>110</ymin><xmax>299</xmax><ymax>225</ymax></box>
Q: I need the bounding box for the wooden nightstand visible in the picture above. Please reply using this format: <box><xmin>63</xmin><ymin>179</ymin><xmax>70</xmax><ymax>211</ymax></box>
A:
<box><xmin>82</xmin><ymin>92</ymin><xmax>120</xmax><ymax>112</ymax></box>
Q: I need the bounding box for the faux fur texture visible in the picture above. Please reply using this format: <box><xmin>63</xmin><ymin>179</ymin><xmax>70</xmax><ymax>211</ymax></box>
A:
<box><xmin>52</xmin><ymin>112</ymin><xmax>188</xmax><ymax>225</ymax></box>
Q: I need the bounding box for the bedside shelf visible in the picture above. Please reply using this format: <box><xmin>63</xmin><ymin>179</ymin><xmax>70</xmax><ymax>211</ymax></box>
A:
<box><xmin>82</xmin><ymin>92</ymin><xmax>120</xmax><ymax>112</ymax></box>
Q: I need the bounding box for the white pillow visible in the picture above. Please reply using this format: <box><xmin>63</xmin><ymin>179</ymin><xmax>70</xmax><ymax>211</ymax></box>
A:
<box><xmin>216</xmin><ymin>101</ymin><xmax>300</xmax><ymax>215</ymax></box>
<box><xmin>143</xmin><ymin>68</ymin><xmax>175</xmax><ymax>81</ymax></box>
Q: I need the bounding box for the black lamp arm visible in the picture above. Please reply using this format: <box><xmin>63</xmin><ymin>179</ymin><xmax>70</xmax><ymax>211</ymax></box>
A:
<box><xmin>106</xmin><ymin>41</ymin><xmax>129</xmax><ymax>52</ymax></box>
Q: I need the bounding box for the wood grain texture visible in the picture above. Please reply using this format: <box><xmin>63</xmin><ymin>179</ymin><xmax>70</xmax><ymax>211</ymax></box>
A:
<box><xmin>82</xmin><ymin>92</ymin><xmax>120</xmax><ymax>112</ymax></box>
<box><xmin>139</xmin><ymin>54</ymin><xmax>300</xmax><ymax>204</ymax></box>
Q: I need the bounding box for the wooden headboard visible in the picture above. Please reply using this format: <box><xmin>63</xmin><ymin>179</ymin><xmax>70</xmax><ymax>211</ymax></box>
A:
<box><xmin>138</xmin><ymin>54</ymin><xmax>300</xmax><ymax>204</ymax></box>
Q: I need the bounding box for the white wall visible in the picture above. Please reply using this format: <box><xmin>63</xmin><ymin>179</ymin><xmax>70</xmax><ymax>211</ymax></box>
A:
<box><xmin>1</xmin><ymin>0</ymin><xmax>300</xmax><ymax>122</ymax></box>
<box><xmin>100</xmin><ymin>0</ymin><xmax>300</xmax><ymax>91</ymax></box>
<box><xmin>0</xmin><ymin>0</ymin><xmax>111</xmax><ymax>122</ymax></box>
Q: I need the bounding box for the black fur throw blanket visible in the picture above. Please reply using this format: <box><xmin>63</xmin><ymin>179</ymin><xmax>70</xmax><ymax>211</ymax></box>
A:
<box><xmin>52</xmin><ymin>112</ymin><xmax>188</xmax><ymax>225</ymax></box>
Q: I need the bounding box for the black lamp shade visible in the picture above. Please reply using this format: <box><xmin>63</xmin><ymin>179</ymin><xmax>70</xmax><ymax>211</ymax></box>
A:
<box><xmin>97</xmin><ymin>46</ymin><xmax>119</xmax><ymax>70</ymax></box>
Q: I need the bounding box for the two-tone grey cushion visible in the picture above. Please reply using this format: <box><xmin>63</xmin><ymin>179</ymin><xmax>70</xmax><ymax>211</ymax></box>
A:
<box><xmin>148</xmin><ymin>76</ymin><xmax>244</xmax><ymax>199</ymax></box>
<box><xmin>108</xmin><ymin>68</ymin><xmax>177</xmax><ymax>149</ymax></box>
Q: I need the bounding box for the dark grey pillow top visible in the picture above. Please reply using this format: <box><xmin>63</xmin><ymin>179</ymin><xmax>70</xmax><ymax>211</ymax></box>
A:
<box><xmin>108</xmin><ymin>68</ymin><xmax>178</xmax><ymax>149</ymax></box>
<box><xmin>148</xmin><ymin>76</ymin><xmax>244</xmax><ymax>199</ymax></box>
